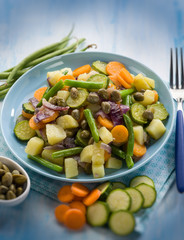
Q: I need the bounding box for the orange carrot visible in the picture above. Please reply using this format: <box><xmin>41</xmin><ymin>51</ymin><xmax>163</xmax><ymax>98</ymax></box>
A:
<box><xmin>111</xmin><ymin>125</ymin><xmax>129</xmax><ymax>143</ymax></box>
<box><xmin>63</xmin><ymin>209</ymin><xmax>86</xmax><ymax>230</ymax></box>
<box><xmin>108</xmin><ymin>83</ymin><xmax>117</xmax><ymax>89</ymax></box>
<box><xmin>41</xmin><ymin>111</ymin><xmax>59</xmax><ymax>124</ymax></box>
<box><xmin>22</xmin><ymin>110</ymin><xmax>33</xmax><ymax>119</ymax></box>
<box><xmin>58</xmin><ymin>75</ymin><xmax>75</xmax><ymax>90</ymax></box>
<box><xmin>97</xmin><ymin>116</ymin><xmax>114</xmax><ymax>130</ymax></box>
<box><xmin>73</xmin><ymin>195</ymin><xmax>84</xmax><ymax>202</ymax></box>
<box><xmin>109</xmin><ymin>74</ymin><xmax>122</xmax><ymax>88</ymax></box>
<box><xmin>73</xmin><ymin>64</ymin><xmax>91</xmax><ymax>77</ymax></box>
<box><xmin>117</xmin><ymin>73</ymin><xmax>132</xmax><ymax>89</ymax></box>
<box><xmin>133</xmin><ymin>141</ymin><xmax>147</xmax><ymax>157</ymax></box>
<box><xmin>34</xmin><ymin>87</ymin><xmax>48</xmax><ymax>101</ymax></box>
<box><xmin>55</xmin><ymin>204</ymin><xmax>71</xmax><ymax>224</ymax></box>
<box><xmin>119</xmin><ymin>68</ymin><xmax>134</xmax><ymax>84</ymax></box>
<box><xmin>83</xmin><ymin>189</ymin><xmax>101</xmax><ymax>206</ymax></box>
<box><xmin>153</xmin><ymin>90</ymin><xmax>159</xmax><ymax>102</ymax></box>
<box><xmin>104</xmin><ymin>151</ymin><xmax>111</xmax><ymax>162</ymax></box>
<box><xmin>29</xmin><ymin>116</ymin><xmax>45</xmax><ymax>130</ymax></box>
<box><xmin>106</xmin><ymin>61</ymin><xmax>125</xmax><ymax>75</ymax></box>
<box><xmin>57</xmin><ymin>185</ymin><xmax>75</xmax><ymax>203</ymax></box>
<box><xmin>71</xmin><ymin>183</ymin><xmax>90</xmax><ymax>197</ymax></box>
<box><xmin>69</xmin><ymin>201</ymin><xmax>86</xmax><ymax>215</ymax></box>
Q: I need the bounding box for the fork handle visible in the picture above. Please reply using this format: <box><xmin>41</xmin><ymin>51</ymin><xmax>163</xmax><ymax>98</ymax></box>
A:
<box><xmin>175</xmin><ymin>110</ymin><xmax>184</xmax><ymax>193</ymax></box>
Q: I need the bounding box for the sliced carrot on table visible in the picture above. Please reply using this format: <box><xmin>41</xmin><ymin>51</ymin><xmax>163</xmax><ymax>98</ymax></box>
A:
<box><xmin>71</xmin><ymin>183</ymin><xmax>90</xmax><ymax>197</ymax></box>
<box><xmin>104</xmin><ymin>151</ymin><xmax>111</xmax><ymax>162</ymax></box>
<box><xmin>63</xmin><ymin>208</ymin><xmax>86</xmax><ymax>230</ymax></box>
<box><xmin>117</xmin><ymin>73</ymin><xmax>132</xmax><ymax>89</ymax></box>
<box><xmin>109</xmin><ymin>74</ymin><xmax>122</xmax><ymax>88</ymax></box>
<box><xmin>133</xmin><ymin>140</ymin><xmax>147</xmax><ymax>157</ymax></box>
<box><xmin>22</xmin><ymin>110</ymin><xmax>33</xmax><ymax>119</ymax></box>
<box><xmin>69</xmin><ymin>201</ymin><xmax>86</xmax><ymax>215</ymax></box>
<box><xmin>119</xmin><ymin>68</ymin><xmax>134</xmax><ymax>84</ymax></box>
<box><xmin>57</xmin><ymin>185</ymin><xmax>75</xmax><ymax>203</ymax></box>
<box><xmin>34</xmin><ymin>87</ymin><xmax>48</xmax><ymax>101</ymax></box>
<box><xmin>29</xmin><ymin>116</ymin><xmax>45</xmax><ymax>130</ymax></box>
<box><xmin>73</xmin><ymin>64</ymin><xmax>91</xmax><ymax>77</ymax></box>
<box><xmin>42</xmin><ymin>111</ymin><xmax>59</xmax><ymax>124</ymax></box>
<box><xmin>97</xmin><ymin>116</ymin><xmax>114</xmax><ymax>130</ymax></box>
<box><xmin>55</xmin><ymin>204</ymin><xmax>71</xmax><ymax>224</ymax></box>
<box><xmin>83</xmin><ymin>188</ymin><xmax>101</xmax><ymax>206</ymax></box>
<box><xmin>111</xmin><ymin>125</ymin><xmax>129</xmax><ymax>143</ymax></box>
<box><xmin>73</xmin><ymin>195</ymin><xmax>84</xmax><ymax>201</ymax></box>
<box><xmin>106</xmin><ymin>61</ymin><xmax>125</xmax><ymax>75</ymax></box>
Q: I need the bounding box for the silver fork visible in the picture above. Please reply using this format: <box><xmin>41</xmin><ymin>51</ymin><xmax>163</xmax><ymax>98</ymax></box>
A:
<box><xmin>170</xmin><ymin>48</ymin><xmax>184</xmax><ymax>193</ymax></box>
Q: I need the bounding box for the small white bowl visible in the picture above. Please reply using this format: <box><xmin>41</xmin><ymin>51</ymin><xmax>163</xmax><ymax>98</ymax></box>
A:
<box><xmin>0</xmin><ymin>156</ymin><xmax>30</xmax><ymax>206</ymax></box>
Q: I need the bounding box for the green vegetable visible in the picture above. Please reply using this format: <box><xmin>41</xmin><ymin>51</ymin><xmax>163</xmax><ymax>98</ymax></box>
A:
<box><xmin>75</xmin><ymin>129</ymin><xmax>89</xmax><ymax>147</ymax></box>
<box><xmin>123</xmin><ymin>95</ymin><xmax>131</xmax><ymax>107</ymax></box>
<box><xmin>14</xmin><ymin>120</ymin><xmax>36</xmax><ymax>141</ymax></box>
<box><xmin>111</xmin><ymin>145</ymin><xmax>126</xmax><ymax>159</ymax></box>
<box><xmin>123</xmin><ymin>114</ymin><xmax>134</xmax><ymax>169</ymax></box>
<box><xmin>52</xmin><ymin>147</ymin><xmax>83</xmax><ymax>159</ymax></box>
<box><xmin>22</xmin><ymin>102</ymin><xmax>35</xmax><ymax>114</ymax></box>
<box><xmin>120</xmin><ymin>88</ymin><xmax>136</xmax><ymax>98</ymax></box>
<box><xmin>27</xmin><ymin>154</ymin><xmax>63</xmax><ymax>172</ymax></box>
<box><xmin>130</xmin><ymin>175</ymin><xmax>155</xmax><ymax>188</ymax></box>
<box><xmin>130</xmin><ymin>103</ymin><xmax>148</xmax><ymax>124</ymax></box>
<box><xmin>64</xmin><ymin>79</ymin><xmax>104</xmax><ymax>89</ymax></box>
<box><xmin>87</xmin><ymin>74</ymin><xmax>109</xmax><ymax>89</ymax></box>
<box><xmin>147</xmin><ymin>102</ymin><xmax>169</xmax><ymax>120</ymax></box>
<box><xmin>125</xmin><ymin>188</ymin><xmax>144</xmax><ymax>213</ymax></box>
<box><xmin>111</xmin><ymin>182</ymin><xmax>126</xmax><ymax>190</ymax></box>
<box><xmin>84</xmin><ymin>109</ymin><xmax>99</xmax><ymax>143</ymax></box>
<box><xmin>97</xmin><ymin>182</ymin><xmax>112</xmax><ymax>201</ymax></box>
<box><xmin>66</xmin><ymin>89</ymin><xmax>88</xmax><ymax>108</ymax></box>
<box><xmin>92</xmin><ymin>61</ymin><xmax>108</xmax><ymax>75</ymax></box>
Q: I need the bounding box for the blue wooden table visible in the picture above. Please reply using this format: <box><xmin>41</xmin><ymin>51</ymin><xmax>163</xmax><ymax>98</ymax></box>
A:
<box><xmin>0</xmin><ymin>0</ymin><xmax>184</xmax><ymax>239</ymax></box>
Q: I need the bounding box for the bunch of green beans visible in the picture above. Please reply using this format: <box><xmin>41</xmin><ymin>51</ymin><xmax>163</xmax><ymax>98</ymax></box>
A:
<box><xmin>0</xmin><ymin>28</ymin><xmax>95</xmax><ymax>98</ymax></box>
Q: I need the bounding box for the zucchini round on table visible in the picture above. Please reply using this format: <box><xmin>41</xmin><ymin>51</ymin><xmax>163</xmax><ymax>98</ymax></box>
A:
<box><xmin>111</xmin><ymin>182</ymin><xmax>126</xmax><ymax>190</ymax></box>
<box><xmin>125</xmin><ymin>188</ymin><xmax>144</xmax><ymax>213</ymax></box>
<box><xmin>130</xmin><ymin>175</ymin><xmax>155</xmax><ymax>188</ymax></box>
<box><xmin>97</xmin><ymin>182</ymin><xmax>112</xmax><ymax>201</ymax></box>
<box><xmin>14</xmin><ymin>120</ymin><xmax>36</xmax><ymax>141</ymax></box>
<box><xmin>66</xmin><ymin>89</ymin><xmax>88</xmax><ymax>108</ymax></box>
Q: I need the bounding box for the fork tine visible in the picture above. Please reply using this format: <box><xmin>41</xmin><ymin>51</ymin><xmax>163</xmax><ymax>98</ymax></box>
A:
<box><xmin>170</xmin><ymin>48</ymin><xmax>173</xmax><ymax>88</ymax></box>
<box><xmin>181</xmin><ymin>48</ymin><xmax>184</xmax><ymax>89</ymax></box>
<box><xmin>176</xmin><ymin>48</ymin><xmax>179</xmax><ymax>89</ymax></box>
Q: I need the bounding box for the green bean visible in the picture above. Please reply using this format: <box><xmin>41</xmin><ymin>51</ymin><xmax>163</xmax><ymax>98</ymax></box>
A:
<box><xmin>27</xmin><ymin>154</ymin><xmax>63</xmax><ymax>172</ymax></box>
<box><xmin>84</xmin><ymin>109</ymin><xmax>99</xmax><ymax>143</ymax></box>
<box><xmin>123</xmin><ymin>95</ymin><xmax>131</xmax><ymax>107</ymax></box>
<box><xmin>37</xmin><ymin>80</ymin><xmax>64</xmax><ymax>107</ymax></box>
<box><xmin>123</xmin><ymin>114</ymin><xmax>134</xmax><ymax>168</ymax></box>
<box><xmin>111</xmin><ymin>145</ymin><xmax>126</xmax><ymax>159</ymax></box>
<box><xmin>64</xmin><ymin>79</ymin><xmax>103</xmax><ymax>89</ymax></box>
<box><xmin>0</xmin><ymin>70</ymin><xmax>28</xmax><ymax>79</ymax></box>
<box><xmin>52</xmin><ymin>147</ymin><xmax>83</xmax><ymax>159</ymax></box>
<box><xmin>80</xmin><ymin>44</ymin><xmax>97</xmax><ymax>52</ymax></box>
<box><xmin>0</xmin><ymin>88</ymin><xmax>10</xmax><ymax>97</ymax></box>
<box><xmin>0</xmin><ymin>82</ymin><xmax>13</xmax><ymax>91</ymax></box>
<box><xmin>120</xmin><ymin>88</ymin><xmax>136</xmax><ymax>99</ymax></box>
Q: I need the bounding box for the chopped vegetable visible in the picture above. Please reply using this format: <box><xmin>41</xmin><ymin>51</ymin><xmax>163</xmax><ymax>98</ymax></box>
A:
<box><xmin>106</xmin><ymin>61</ymin><xmax>125</xmax><ymax>75</ymax></box>
<box><xmin>55</xmin><ymin>204</ymin><xmax>70</xmax><ymax>223</ymax></box>
<box><xmin>84</xmin><ymin>109</ymin><xmax>99</xmax><ymax>142</ymax></box>
<box><xmin>57</xmin><ymin>185</ymin><xmax>74</xmax><ymax>203</ymax></box>
<box><xmin>111</xmin><ymin>125</ymin><xmax>129</xmax><ymax>144</ymax></box>
<box><xmin>133</xmin><ymin>140</ymin><xmax>147</xmax><ymax>157</ymax></box>
<box><xmin>34</xmin><ymin>87</ymin><xmax>48</xmax><ymax>101</ymax></box>
<box><xmin>63</xmin><ymin>208</ymin><xmax>86</xmax><ymax>230</ymax></box>
<box><xmin>64</xmin><ymin>79</ymin><xmax>104</xmax><ymax>89</ymax></box>
<box><xmin>83</xmin><ymin>189</ymin><xmax>101</xmax><ymax>206</ymax></box>
<box><xmin>71</xmin><ymin>183</ymin><xmax>90</xmax><ymax>197</ymax></box>
<box><xmin>73</xmin><ymin>64</ymin><xmax>91</xmax><ymax>77</ymax></box>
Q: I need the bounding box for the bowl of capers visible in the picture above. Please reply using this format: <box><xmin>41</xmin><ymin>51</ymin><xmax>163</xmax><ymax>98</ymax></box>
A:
<box><xmin>0</xmin><ymin>156</ymin><xmax>30</xmax><ymax>206</ymax></box>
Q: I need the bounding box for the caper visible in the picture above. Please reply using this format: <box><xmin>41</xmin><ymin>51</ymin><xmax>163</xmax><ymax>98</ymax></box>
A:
<box><xmin>140</xmin><ymin>89</ymin><xmax>146</xmax><ymax>93</ymax></box>
<box><xmin>13</xmin><ymin>174</ymin><xmax>27</xmax><ymax>186</ymax></box>
<box><xmin>88</xmin><ymin>137</ymin><xmax>94</xmax><ymax>145</ymax></box>
<box><xmin>60</xmin><ymin>109</ymin><xmax>68</xmax><ymax>116</ymax></box>
<box><xmin>0</xmin><ymin>169</ymin><xmax>5</xmax><ymax>176</ymax></box>
<box><xmin>133</xmin><ymin>92</ymin><xmax>144</xmax><ymax>101</ymax></box>
<box><xmin>0</xmin><ymin>194</ymin><xmax>5</xmax><ymax>200</ymax></box>
<box><xmin>87</xmin><ymin>92</ymin><xmax>100</xmax><ymax>104</ymax></box>
<box><xmin>65</xmin><ymin>130</ymin><xmax>74</xmax><ymax>137</ymax></box>
<box><xmin>16</xmin><ymin>187</ymin><xmax>23</xmax><ymax>197</ymax></box>
<box><xmin>57</xmin><ymin>98</ymin><xmax>66</xmax><ymax>107</ymax></box>
<box><xmin>80</xmin><ymin>130</ymin><xmax>90</xmax><ymax>139</ymax></box>
<box><xmin>0</xmin><ymin>185</ymin><xmax>8</xmax><ymax>194</ymax></box>
<box><xmin>70</xmin><ymin>87</ymin><xmax>79</xmax><ymax>99</ymax></box>
<box><xmin>12</xmin><ymin>170</ymin><xmax>20</xmax><ymax>175</ymax></box>
<box><xmin>6</xmin><ymin>190</ymin><xmax>16</xmax><ymax>200</ymax></box>
<box><xmin>142</xmin><ymin>110</ymin><xmax>154</xmax><ymax>121</ymax></box>
<box><xmin>71</xmin><ymin>109</ymin><xmax>80</xmax><ymax>120</ymax></box>
<box><xmin>98</xmin><ymin>88</ymin><xmax>109</xmax><ymax>100</ymax></box>
<box><xmin>49</xmin><ymin>96</ymin><xmax>58</xmax><ymax>105</ymax></box>
<box><xmin>111</xmin><ymin>90</ymin><xmax>121</xmax><ymax>102</ymax></box>
<box><xmin>101</xmin><ymin>102</ymin><xmax>111</xmax><ymax>114</ymax></box>
<box><xmin>2</xmin><ymin>172</ymin><xmax>13</xmax><ymax>187</ymax></box>
<box><xmin>143</xmin><ymin>131</ymin><xmax>150</xmax><ymax>145</ymax></box>
<box><xmin>9</xmin><ymin>184</ymin><xmax>16</xmax><ymax>194</ymax></box>
<box><xmin>0</xmin><ymin>161</ymin><xmax>3</xmax><ymax>169</ymax></box>
<box><xmin>2</xmin><ymin>164</ymin><xmax>10</xmax><ymax>173</ymax></box>
<box><xmin>81</xmin><ymin>120</ymin><xmax>88</xmax><ymax>130</ymax></box>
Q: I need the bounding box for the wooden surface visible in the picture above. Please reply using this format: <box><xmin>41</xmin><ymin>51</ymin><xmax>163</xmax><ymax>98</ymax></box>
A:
<box><xmin>0</xmin><ymin>0</ymin><xmax>184</xmax><ymax>239</ymax></box>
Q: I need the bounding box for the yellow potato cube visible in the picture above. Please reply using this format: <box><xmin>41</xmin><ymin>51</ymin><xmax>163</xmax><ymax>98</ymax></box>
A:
<box><xmin>105</xmin><ymin>157</ymin><xmax>122</xmax><ymax>169</ymax></box>
<box><xmin>65</xmin><ymin>158</ymin><xmax>78</xmax><ymax>178</ymax></box>
<box><xmin>56</xmin><ymin>115</ymin><xmax>79</xmax><ymax>129</ymax></box>
<box><xmin>146</xmin><ymin>119</ymin><xmax>166</xmax><ymax>140</ymax></box>
<box><xmin>92</xmin><ymin>164</ymin><xmax>105</xmax><ymax>178</ymax></box>
<box><xmin>46</xmin><ymin>124</ymin><xmax>66</xmax><ymax>145</ymax></box>
<box><xmin>25</xmin><ymin>137</ymin><xmax>44</xmax><ymax>155</ymax></box>
<box><xmin>80</xmin><ymin>145</ymin><xmax>94</xmax><ymax>163</ymax></box>
<box><xmin>99</xmin><ymin>127</ymin><xmax>113</xmax><ymax>144</ymax></box>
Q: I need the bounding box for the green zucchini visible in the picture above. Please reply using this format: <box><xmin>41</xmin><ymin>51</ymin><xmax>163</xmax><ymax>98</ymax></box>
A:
<box><xmin>147</xmin><ymin>102</ymin><xmax>169</xmax><ymax>120</ymax></box>
<box><xmin>97</xmin><ymin>181</ymin><xmax>112</xmax><ymax>201</ymax></box>
<box><xmin>14</xmin><ymin>120</ymin><xmax>36</xmax><ymax>141</ymax></box>
<box><xmin>130</xmin><ymin>103</ymin><xmax>148</xmax><ymax>124</ymax></box>
<box><xmin>92</xmin><ymin>60</ymin><xmax>108</xmax><ymax>75</ymax></box>
<box><xmin>16</xmin><ymin>114</ymin><xmax>27</xmax><ymax>124</ymax></box>
<box><xmin>130</xmin><ymin>175</ymin><xmax>155</xmax><ymax>188</ymax></box>
<box><xmin>22</xmin><ymin>102</ymin><xmax>35</xmax><ymax>114</ymax></box>
<box><xmin>111</xmin><ymin>182</ymin><xmax>126</xmax><ymax>190</ymax></box>
<box><xmin>75</xmin><ymin>129</ymin><xmax>89</xmax><ymax>147</ymax></box>
<box><xmin>66</xmin><ymin>89</ymin><xmax>88</xmax><ymax>108</ymax></box>
<box><xmin>87</xmin><ymin>74</ymin><xmax>109</xmax><ymax>90</ymax></box>
<box><xmin>125</xmin><ymin>188</ymin><xmax>144</xmax><ymax>213</ymax></box>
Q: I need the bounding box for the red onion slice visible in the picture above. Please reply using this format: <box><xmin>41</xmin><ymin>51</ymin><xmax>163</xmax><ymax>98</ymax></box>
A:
<box><xmin>29</xmin><ymin>97</ymin><xmax>39</xmax><ymax>108</ymax></box>
<box><xmin>100</xmin><ymin>142</ymin><xmax>112</xmax><ymax>154</ymax></box>
<box><xmin>42</xmin><ymin>98</ymin><xmax>69</xmax><ymax>111</ymax></box>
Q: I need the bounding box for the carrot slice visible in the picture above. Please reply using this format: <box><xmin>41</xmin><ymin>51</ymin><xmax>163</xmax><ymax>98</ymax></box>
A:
<box><xmin>108</xmin><ymin>83</ymin><xmax>117</xmax><ymax>89</ymax></box>
<box><xmin>73</xmin><ymin>195</ymin><xmax>84</xmax><ymax>201</ymax></box>
<box><xmin>63</xmin><ymin>209</ymin><xmax>86</xmax><ymax>230</ymax></box>
<box><xmin>71</xmin><ymin>183</ymin><xmax>90</xmax><ymax>197</ymax></box>
<box><xmin>34</xmin><ymin>87</ymin><xmax>48</xmax><ymax>101</ymax></box>
<box><xmin>104</xmin><ymin>151</ymin><xmax>111</xmax><ymax>162</ymax></box>
<box><xmin>106</xmin><ymin>61</ymin><xmax>125</xmax><ymax>75</ymax></box>
<box><xmin>117</xmin><ymin>73</ymin><xmax>132</xmax><ymax>89</ymax></box>
<box><xmin>41</xmin><ymin>111</ymin><xmax>59</xmax><ymax>123</ymax></box>
<box><xmin>83</xmin><ymin>189</ymin><xmax>101</xmax><ymax>206</ymax></box>
<box><xmin>55</xmin><ymin>204</ymin><xmax>71</xmax><ymax>224</ymax></box>
<box><xmin>153</xmin><ymin>90</ymin><xmax>159</xmax><ymax>102</ymax></box>
<box><xmin>97</xmin><ymin>116</ymin><xmax>114</xmax><ymax>130</ymax></box>
<box><xmin>73</xmin><ymin>64</ymin><xmax>91</xmax><ymax>77</ymax></box>
<box><xmin>109</xmin><ymin>74</ymin><xmax>122</xmax><ymax>88</ymax></box>
<box><xmin>111</xmin><ymin>125</ymin><xmax>129</xmax><ymax>143</ymax></box>
<box><xmin>57</xmin><ymin>185</ymin><xmax>75</xmax><ymax>203</ymax></box>
<box><xmin>58</xmin><ymin>75</ymin><xmax>75</xmax><ymax>90</ymax></box>
<box><xmin>69</xmin><ymin>201</ymin><xmax>86</xmax><ymax>215</ymax></box>
<box><xmin>133</xmin><ymin>141</ymin><xmax>147</xmax><ymax>157</ymax></box>
<box><xmin>119</xmin><ymin>68</ymin><xmax>134</xmax><ymax>84</ymax></box>
<box><xmin>29</xmin><ymin>116</ymin><xmax>45</xmax><ymax>130</ymax></box>
<box><xmin>22</xmin><ymin>110</ymin><xmax>33</xmax><ymax>119</ymax></box>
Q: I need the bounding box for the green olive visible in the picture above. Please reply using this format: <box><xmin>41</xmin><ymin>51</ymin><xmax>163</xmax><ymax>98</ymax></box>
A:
<box><xmin>0</xmin><ymin>185</ymin><xmax>8</xmax><ymax>194</ymax></box>
<box><xmin>0</xmin><ymin>169</ymin><xmax>5</xmax><ymax>176</ymax></box>
<box><xmin>0</xmin><ymin>194</ymin><xmax>5</xmax><ymax>200</ymax></box>
<box><xmin>16</xmin><ymin>187</ymin><xmax>23</xmax><ymax>197</ymax></box>
<box><xmin>2</xmin><ymin>164</ymin><xmax>10</xmax><ymax>173</ymax></box>
<box><xmin>13</xmin><ymin>174</ymin><xmax>27</xmax><ymax>186</ymax></box>
<box><xmin>133</xmin><ymin>92</ymin><xmax>144</xmax><ymax>101</ymax></box>
<box><xmin>0</xmin><ymin>161</ymin><xmax>3</xmax><ymax>169</ymax></box>
<box><xmin>9</xmin><ymin>184</ymin><xmax>16</xmax><ymax>194</ymax></box>
<box><xmin>2</xmin><ymin>172</ymin><xmax>13</xmax><ymax>187</ymax></box>
<box><xmin>12</xmin><ymin>170</ymin><xmax>20</xmax><ymax>175</ymax></box>
<box><xmin>6</xmin><ymin>190</ymin><xmax>16</xmax><ymax>200</ymax></box>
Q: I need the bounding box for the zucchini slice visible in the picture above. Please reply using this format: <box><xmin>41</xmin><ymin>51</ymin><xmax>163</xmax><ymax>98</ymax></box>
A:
<box><xmin>106</xmin><ymin>189</ymin><xmax>131</xmax><ymax>212</ymax></box>
<box><xmin>147</xmin><ymin>102</ymin><xmax>169</xmax><ymax>120</ymax></box>
<box><xmin>14</xmin><ymin>120</ymin><xmax>36</xmax><ymax>141</ymax></box>
<box><xmin>135</xmin><ymin>183</ymin><xmax>157</xmax><ymax>208</ymax></box>
<box><xmin>92</xmin><ymin>60</ymin><xmax>108</xmax><ymax>75</ymax></box>
<box><xmin>66</xmin><ymin>89</ymin><xmax>88</xmax><ymax>108</ymax></box>
<box><xmin>125</xmin><ymin>188</ymin><xmax>144</xmax><ymax>213</ymax></box>
<box><xmin>109</xmin><ymin>210</ymin><xmax>135</xmax><ymax>236</ymax></box>
<box><xmin>22</xmin><ymin>102</ymin><xmax>35</xmax><ymax>114</ymax></box>
<box><xmin>97</xmin><ymin>182</ymin><xmax>112</xmax><ymax>201</ymax></box>
<box><xmin>111</xmin><ymin>182</ymin><xmax>126</xmax><ymax>190</ymax></box>
<box><xmin>130</xmin><ymin>175</ymin><xmax>155</xmax><ymax>188</ymax></box>
<box><xmin>16</xmin><ymin>114</ymin><xmax>27</xmax><ymax>124</ymax></box>
<box><xmin>87</xmin><ymin>201</ymin><xmax>109</xmax><ymax>227</ymax></box>
<box><xmin>130</xmin><ymin>103</ymin><xmax>148</xmax><ymax>124</ymax></box>
<box><xmin>87</xmin><ymin>74</ymin><xmax>109</xmax><ymax>89</ymax></box>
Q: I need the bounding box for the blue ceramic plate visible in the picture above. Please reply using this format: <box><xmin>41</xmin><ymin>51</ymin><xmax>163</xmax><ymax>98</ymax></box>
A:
<box><xmin>0</xmin><ymin>52</ymin><xmax>175</xmax><ymax>182</ymax></box>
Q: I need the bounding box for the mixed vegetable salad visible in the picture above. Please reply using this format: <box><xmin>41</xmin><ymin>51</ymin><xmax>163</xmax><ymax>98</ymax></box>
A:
<box><xmin>14</xmin><ymin>60</ymin><xmax>169</xmax><ymax>179</ymax></box>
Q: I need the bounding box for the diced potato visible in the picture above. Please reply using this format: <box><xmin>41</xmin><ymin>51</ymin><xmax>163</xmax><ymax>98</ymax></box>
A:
<box><xmin>92</xmin><ymin>142</ymin><xmax>105</xmax><ymax>165</ymax></box>
<box><xmin>80</xmin><ymin>145</ymin><xmax>94</xmax><ymax>163</ymax></box>
<box><xmin>133</xmin><ymin>125</ymin><xmax>144</xmax><ymax>145</ymax></box>
<box><xmin>99</xmin><ymin>127</ymin><xmax>113</xmax><ymax>144</ymax></box>
<box><xmin>65</xmin><ymin>158</ymin><xmax>78</xmax><ymax>178</ymax></box>
<box><xmin>56</xmin><ymin>115</ymin><xmax>79</xmax><ymax>129</ymax></box>
<box><xmin>41</xmin><ymin>149</ymin><xmax>64</xmax><ymax>166</ymax></box>
<box><xmin>105</xmin><ymin>157</ymin><xmax>122</xmax><ymax>169</ymax></box>
<box><xmin>46</xmin><ymin>124</ymin><xmax>66</xmax><ymax>145</ymax></box>
<box><xmin>60</xmin><ymin>67</ymin><xmax>73</xmax><ymax>76</ymax></box>
<box><xmin>146</xmin><ymin>119</ymin><xmax>166</xmax><ymax>140</ymax></box>
<box><xmin>25</xmin><ymin>137</ymin><xmax>44</xmax><ymax>155</ymax></box>
<box><xmin>144</xmin><ymin>76</ymin><xmax>155</xmax><ymax>89</ymax></box>
<box><xmin>134</xmin><ymin>73</ymin><xmax>152</xmax><ymax>91</ymax></box>
<box><xmin>139</xmin><ymin>90</ymin><xmax>155</xmax><ymax>106</ymax></box>
<box><xmin>57</xmin><ymin>90</ymin><xmax>70</xmax><ymax>101</ymax></box>
<box><xmin>78</xmin><ymin>70</ymin><xmax>99</xmax><ymax>81</ymax></box>
<box><xmin>47</xmin><ymin>71</ymin><xmax>63</xmax><ymax>86</ymax></box>
<box><xmin>92</xmin><ymin>164</ymin><xmax>105</xmax><ymax>178</ymax></box>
